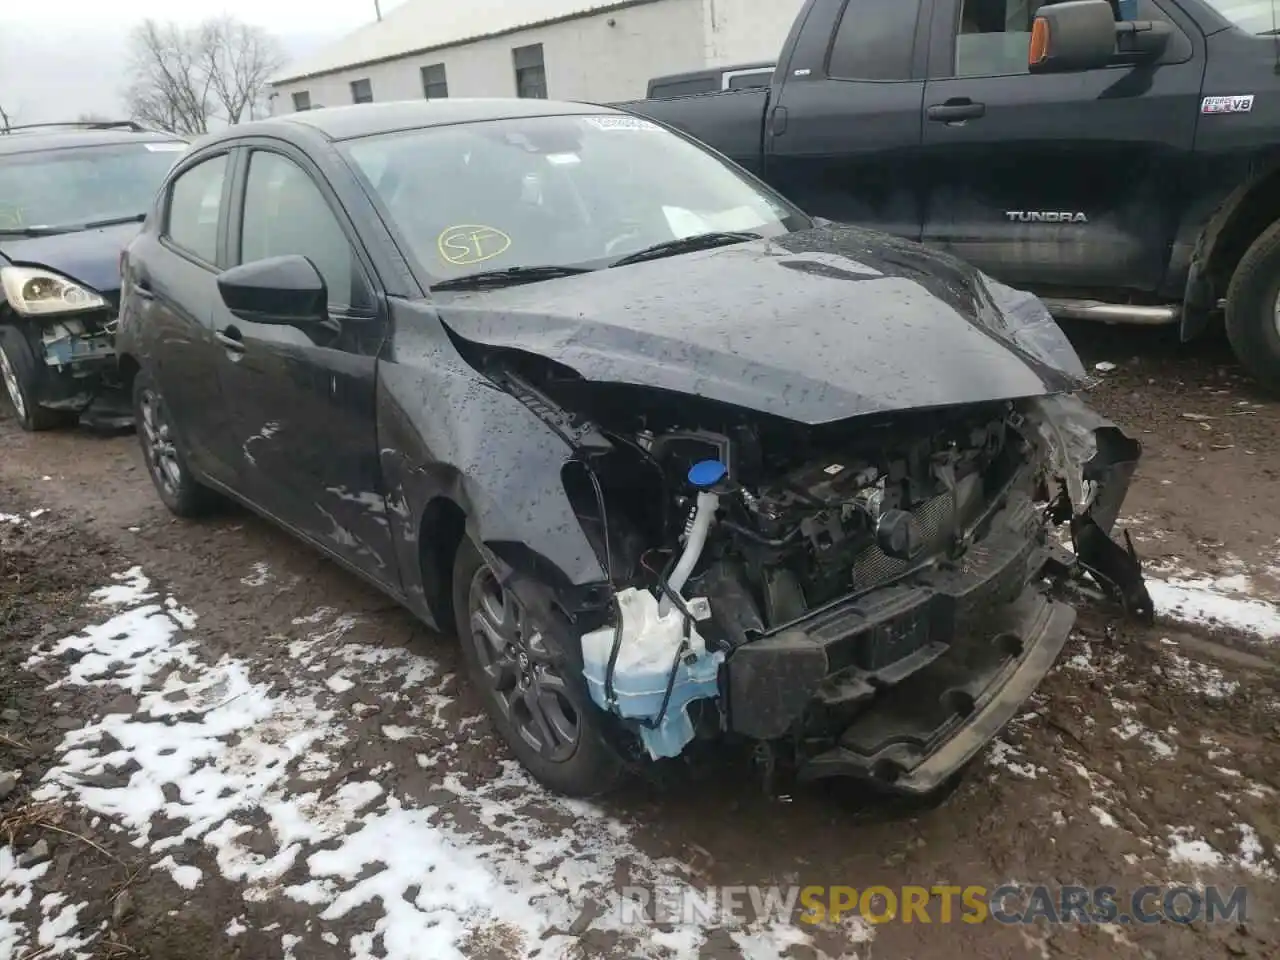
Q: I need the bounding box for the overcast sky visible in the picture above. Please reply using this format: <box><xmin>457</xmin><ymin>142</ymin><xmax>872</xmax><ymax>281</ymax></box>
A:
<box><xmin>1</xmin><ymin>0</ymin><xmax>410</xmax><ymax>124</ymax></box>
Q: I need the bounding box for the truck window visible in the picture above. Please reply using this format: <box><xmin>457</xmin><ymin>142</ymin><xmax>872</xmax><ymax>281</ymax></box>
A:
<box><xmin>954</xmin><ymin>0</ymin><xmax>1038</xmax><ymax>77</ymax></box>
<box><xmin>649</xmin><ymin>76</ymin><xmax>718</xmax><ymax>99</ymax></box>
<box><xmin>828</xmin><ymin>0</ymin><xmax>923</xmax><ymax>81</ymax></box>
<box><xmin>726</xmin><ymin>70</ymin><xmax>773</xmax><ymax>90</ymax></box>
<box><xmin>951</xmin><ymin>0</ymin><xmax>1187</xmax><ymax>78</ymax></box>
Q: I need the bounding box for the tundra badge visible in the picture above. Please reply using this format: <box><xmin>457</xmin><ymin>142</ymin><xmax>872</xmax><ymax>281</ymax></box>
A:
<box><xmin>1005</xmin><ymin>211</ymin><xmax>1088</xmax><ymax>224</ymax></box>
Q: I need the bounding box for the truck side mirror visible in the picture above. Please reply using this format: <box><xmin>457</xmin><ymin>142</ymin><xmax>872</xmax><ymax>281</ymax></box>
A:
<box><xmin>1029</xmin><ymin>1</ymin><xmax>1118</xmax><ymax>73</ymax></box>
<box><xmin>1029</xmin><ymin>0</ymin><xmax>1171</xmax><ymax>74</ymax></box>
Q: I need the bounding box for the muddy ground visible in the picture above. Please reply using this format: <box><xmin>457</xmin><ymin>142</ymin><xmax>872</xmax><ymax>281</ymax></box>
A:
<box><xmin>1</xmin><ymin>321</ymin><xmax>1278</xmax><ymax>960</ymax></box>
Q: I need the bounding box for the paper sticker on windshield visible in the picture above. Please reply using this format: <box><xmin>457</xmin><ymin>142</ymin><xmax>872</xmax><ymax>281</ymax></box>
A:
<box><xmin>585</xmin><ymin>116</ymin><xmax>660</xmax><ymax>132</ymax></box>
<box><xmin>438</xmin><ymin>225</ymin><xmax>511</xmax><ymax>266</ymax></box>
<box><xmin>145</xmin><ymin>142</ymin><xmax>188</xmax><ymax>152</ymax></box>
<box><xmin>1201</xmin><ymin>95</ymin><xmax>1253</xmax><ymax>115</ymax></box>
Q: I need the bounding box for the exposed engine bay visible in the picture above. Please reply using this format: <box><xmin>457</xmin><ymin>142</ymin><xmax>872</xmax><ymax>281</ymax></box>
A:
<box><xmin>472</xmin><ymin>348</ymin><xmax>1148</xmax><ymax>795</ymax></box>
<box><xmin>641</xmin><ymin>408</ymin><xmax>1014</xmax><ymax>634</ymax></box>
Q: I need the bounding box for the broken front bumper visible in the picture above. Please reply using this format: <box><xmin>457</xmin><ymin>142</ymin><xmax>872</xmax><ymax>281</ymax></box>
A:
<box><xmin>723</xmin><ymin>491</ymin><xmax>1077</xmax><ymax>795</ymax></box>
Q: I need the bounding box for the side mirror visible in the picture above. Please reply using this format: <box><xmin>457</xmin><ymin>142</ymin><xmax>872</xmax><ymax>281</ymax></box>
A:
<box><xmin>1029</xmin><ymin>1</ymin><xmax>1117</xmax><ymax>73</ymax></box>
<box><xmin>216</xmin><ymin>255</ymin><xmax>328</xmax><ymax>326</ymax></box>
<box><xmin>1029</xmin><ymin>0</ymin><xmax>1171</xmax><ymax>74</ymax></box>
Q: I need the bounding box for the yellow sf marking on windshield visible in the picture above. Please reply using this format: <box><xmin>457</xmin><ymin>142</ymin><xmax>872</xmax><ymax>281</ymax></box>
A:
<box><xmin>438</xmin><ymin>225</ymin><xmax>511</xmax><ymax>266</ymax></box>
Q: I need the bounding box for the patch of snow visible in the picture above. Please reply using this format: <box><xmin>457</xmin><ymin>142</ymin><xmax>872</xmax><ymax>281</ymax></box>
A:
<box><xmin>381</xmin><ymin>725</ymin><xmax>415</xmax><ymax>741</ymax></box>
<box><xmin>154</xmin><ymin>856</ymin><xmax>203</xmax><ymax>890</ymax></box>
<box><xmin>240</xmin><ymin>562</ymin><xmax>272</xmax><ymax>587</ymax></box>
<box><xmin>1147</xmin><ymin>575</ymin><xmax>1280</xmax><ymax>642</ymax></box>
<box><xmin>325</xmin><ymin>674</ymin><xmax>354</xmax><ymax>694</ymax></box>
<box><xmin>1064</xmin><ymin>639</ymin><xmax>1096</xmax><ymax>673</ymax></box>
<box><xmin>0</xmin><ymin>849</ymin><xmax>93</xmax><ymax>959</ymax></box>
<box><xmin>1235</xmin><ymin>824</ymin><xmax>1276</xmax><ymax>878</ymax></box>
<box><xmin>1168</xmin><ymin>827</ymin><xmax>1223</xmax><ymax>869</ymax></box>
<box><xmin>1159</xmin><ymin>649</ymin><xmax>1240</xmax><ymax>699</ymax></box>
<box><xmin>90</xmin><ymin>566</ymin><xmax>157</xmax><ymax>607</ymax></box>
<box><xmin>226</xmin><ymin>917</ymin><xmax>247</xmax><ymax>936</ymax></box>
<box><xmin>1090</xmin><ymin>805</ymin><xmax>1117</xmax><ymax>828</ymax></box>
<box><xmin>986</xmin><ymin>739</ymin><xmax>1039</xmax><ymax>779</ymax></box>
<box><xmin>26</xmin><ymin>569</ymin><xmax>845</xmax><ymax>960</ymax></box>
<box><xmin>28</xmin><ymin>509</ymin><xmax>47</xmax><ymax>520</ymax></box>
<box><xmin>0</xmin><ymin>513</ymin><xmax>23</xmax><ymax>525</ymax></box>
<box><xmin>1112</xmin><ymin>717</ymin><xmax>1176</xmax><ymax>759</ymax></box>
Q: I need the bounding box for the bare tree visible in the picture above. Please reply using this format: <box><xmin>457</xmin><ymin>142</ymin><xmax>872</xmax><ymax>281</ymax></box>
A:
<box><xmin>124</xmin><ymin>17</ymin><xmax>284</xmax><ymax>135</ymax></box>
<box><xmin>0</xmin><ymin>104</ymin><xmax>12</xmax><ymax>133</ymax></box>
<box><xmin>200</xmin><ymin>18</ymin><xmax>284</xmax><ymax>124</ymax></box>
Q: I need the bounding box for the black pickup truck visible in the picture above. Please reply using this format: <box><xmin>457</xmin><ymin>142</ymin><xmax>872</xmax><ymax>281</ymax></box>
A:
<box><xmin>620</xmin><ymin>0</ymin><xmax>1280</xmax><ymax>392</ymax></box>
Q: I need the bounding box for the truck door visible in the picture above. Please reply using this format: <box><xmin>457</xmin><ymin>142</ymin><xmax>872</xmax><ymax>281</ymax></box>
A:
<box><xmin>765</xmin><ymin>0</ymin><xmax>931</xmax><ymax>240</ymax></box>
<box><xmin>919</xmin><ymin>0</ymin><xmax>1203</xmax><ymax>293</ymax></box>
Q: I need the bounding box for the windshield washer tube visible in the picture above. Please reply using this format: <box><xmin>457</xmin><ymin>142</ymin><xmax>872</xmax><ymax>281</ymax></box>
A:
<box><xmin>659</xmin><ymin>490</ymin><xmax>719</xmax><ymax>626</ymax></box>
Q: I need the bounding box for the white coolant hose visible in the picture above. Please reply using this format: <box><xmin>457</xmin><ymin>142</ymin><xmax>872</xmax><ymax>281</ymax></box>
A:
<box><xmin>659</xmin><ymin>490</ymin><xmax>719</xmax><ymax>619</ymax></box>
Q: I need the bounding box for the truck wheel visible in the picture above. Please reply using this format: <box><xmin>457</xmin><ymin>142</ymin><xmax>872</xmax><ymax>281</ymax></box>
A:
<box><xmin>0</xmin><ymin>325</ymin><xmax>73</xmax><ymax>432</ymax></box>
<box><xmin>132</xmin><ymin>367</ymin><xmax>220</xmax><ymax>517</ymax></box>
<box><xmin>451</xmin><ymin>537</ymin><xmax>624</xmax><ymax>798</ymax></box>
<box><xmin>1225</xmin><ymin>219</ymin><xmax>1280</xmax><ymax>395</ymax></box>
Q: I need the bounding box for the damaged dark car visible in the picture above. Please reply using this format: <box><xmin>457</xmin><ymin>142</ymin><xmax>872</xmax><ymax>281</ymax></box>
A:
<box><xmin>115</xmin><ymin>100</ymin><xmax>1149</xmax><ymax>799</ymax></box>
<box><xmin>0</xmin><ymin>122</ymin><xmax>186</xmax><ymax>431</ymax></box>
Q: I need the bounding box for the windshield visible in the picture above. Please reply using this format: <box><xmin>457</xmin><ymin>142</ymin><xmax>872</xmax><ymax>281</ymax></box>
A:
<box><xmin>1201</xmin><ymin>0</ymin><xmax>1280</xmax><ymax>34</ymax></box>
<box><xmin>0</xmin><ymin>141</ymin><xmax>186</xmax><ymax>233</ymax></box>
<box><xmin>341</xmin><ymin>113</ymin><xmax>810</xmax><ymax>283</ymax></box>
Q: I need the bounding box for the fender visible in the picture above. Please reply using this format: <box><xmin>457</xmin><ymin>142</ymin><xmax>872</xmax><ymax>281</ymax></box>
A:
<box><xmin>1180</xmin><ymin>157</ymin><xmax>1280</xmax><ymax>341</ymax></box>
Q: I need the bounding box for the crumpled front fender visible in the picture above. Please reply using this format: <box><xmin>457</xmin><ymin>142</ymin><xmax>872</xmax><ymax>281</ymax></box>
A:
<box><xmin>1024</xmin><ymin>393</ymin><xmax>1142</xmax><ymax>535</ymax></box>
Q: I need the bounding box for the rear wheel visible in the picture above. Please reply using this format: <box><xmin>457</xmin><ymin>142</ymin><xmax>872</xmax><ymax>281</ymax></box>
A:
<box><xmin>132</xmin><ymin>367</ymin><xmax>219</xmax><ymax>517</ymax></box>
<box><xmin>0</xmin><ymin>325</ymin><xmax>73</xmax><ymax>432</ymax></box>
<box><xmin>1225</xmin><ymin>219</ymin><xmax>1280</xmax><ymax>395</ymax></box>
<box><xmin>451</xmin><ymin>538</ymin><xmax>623</xmax><ymax>798</ymax></box>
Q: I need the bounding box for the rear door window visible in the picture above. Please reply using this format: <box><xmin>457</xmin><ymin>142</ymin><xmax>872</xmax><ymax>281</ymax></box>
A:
<box><xmin>828</xmin><ymin>0</ymin><xmax>924</xmax><ymax>80</ymax></box>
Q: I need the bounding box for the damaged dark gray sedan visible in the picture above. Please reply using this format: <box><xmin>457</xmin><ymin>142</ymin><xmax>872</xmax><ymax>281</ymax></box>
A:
<box><xmin>116</xmin><ymin>99</ymin><xmax>1148</xmax><ymax>799</ymax></box>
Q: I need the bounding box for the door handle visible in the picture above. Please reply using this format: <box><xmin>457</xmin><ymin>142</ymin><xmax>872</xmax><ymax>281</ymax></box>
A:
<box><xmin>927</xmin><ymin>100</ymin><xmax>986</xmax><ymax>123</ymax></box>
<box><xmin>216</xmin><ymin>327</ymin><xmax>245</xmax><ymax>353</ymax></box>
<box><xmin>133</xmin><ymin>275</ymin><xmax>155</xmax><ymax>300</ymax></box>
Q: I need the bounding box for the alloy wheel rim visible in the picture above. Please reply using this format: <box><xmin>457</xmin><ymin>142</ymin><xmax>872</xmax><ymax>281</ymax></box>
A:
<box><xmin>467</xmin><ymin>564</ymin><xmax>581</xmax><ymax>763</ymax></box>
<box><xmin>0</xmin><ymin>347</ymin><xmax>26</xmax><ymax>421</ymax></box>
<box><xmin>139</xmin><ymin>388</ymin><xmax>183</xmax><ymax>496</ymax></box>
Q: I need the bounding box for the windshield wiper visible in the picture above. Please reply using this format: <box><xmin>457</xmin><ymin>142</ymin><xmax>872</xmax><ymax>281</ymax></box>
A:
<box><xmin>0</xmin><ymin>213</ymin><xmax>146</xmax><ymax>238</ymax></box>
<box><xmin>0</xmin><ymin>226</ymin><xmax>64</xmax><ymax>237</ymax></box>
<box><xmin>431</xmin><ymin>265</ymin><xmax>593</xmax><ymax>291</ymax></box>
<box><xmin>609</xmin><ymin>231</ymin><xmax>762</xmax><ymax>268</ymax></box>
<box><xmin>76</xmin><ymin>213</ymin><xmax>147</xmax><ymax>230</ymax></box>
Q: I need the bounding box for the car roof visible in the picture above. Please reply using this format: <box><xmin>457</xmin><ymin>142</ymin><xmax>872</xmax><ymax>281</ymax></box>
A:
<box><xmin>0</xmin><ymin>127</ymin><xmax>187</xmax><ymax>158</ymax></box>
<box><xmin>203</xmin><ymin>98</ymin><xmax>621</xmax><ymax>146</ymax></box>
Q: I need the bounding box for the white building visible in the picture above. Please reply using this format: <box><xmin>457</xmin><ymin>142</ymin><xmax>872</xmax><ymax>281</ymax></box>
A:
<box><xmin>268</xmin><ymin>0</ymin><xmax>804</xmax><ymax>114</ymax></box>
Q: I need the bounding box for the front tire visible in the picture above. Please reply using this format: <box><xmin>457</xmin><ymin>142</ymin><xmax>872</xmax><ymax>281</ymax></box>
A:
<box><xmin>1225</xmin><ymin>219</ymin><xmax>1280</xmax><ymax>395</ymax></box>
<box><xmin>0</xmin><ymin>325</ymin><xmax>73</xmax><ymax>432</ymax></box>
<box><xmin>451</xmin><ymin>538</ymin><xmax>623</xmax><ymax>798</ymax></box>
<box><xmin>132</xmin><ymin>367</ymin><xmax>219</xmax><ymax>517</ymax></box>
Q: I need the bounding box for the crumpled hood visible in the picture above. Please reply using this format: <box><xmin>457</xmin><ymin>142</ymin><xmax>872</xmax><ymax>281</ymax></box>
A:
<box><xmin>437</xmin><ymin>224</ymin><xmax>1084</xmax><ymax>425</ymax></box>
<box><xmin>0</xmin><ymin>221</ymin><xmax>138</xmax><ymax>296</ymax></box>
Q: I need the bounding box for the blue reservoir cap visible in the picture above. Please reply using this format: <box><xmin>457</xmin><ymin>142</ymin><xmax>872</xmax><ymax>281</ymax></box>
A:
<box><xmin>688</xmin><ymin>459</ymin><xmax>728</xmax><ymax>489</ymax></box>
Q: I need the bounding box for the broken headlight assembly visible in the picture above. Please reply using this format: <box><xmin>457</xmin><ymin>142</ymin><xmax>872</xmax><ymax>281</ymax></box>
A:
<box><xmin>0</xmin><ymin>266</ymin><xmax>108</xmax><ymax>317</ymax></box>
